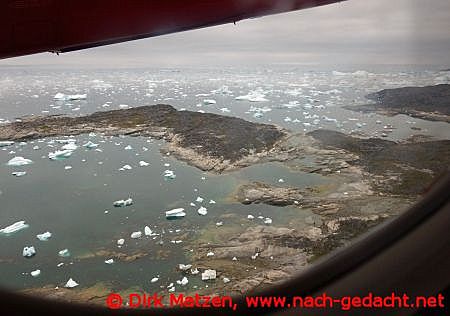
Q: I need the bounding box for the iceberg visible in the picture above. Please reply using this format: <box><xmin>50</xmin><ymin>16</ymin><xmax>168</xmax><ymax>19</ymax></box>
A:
<box><xmin>48</xmin><ymin>150</ymin><xmax>73</xmax><ymax>160</ymax></box>
<box><xmin>104</xmin><ymin>259</ymin><xmax>114</xmax><ymax>264</ymax></box>
<box><xmin>144</xmin><ymin>226</ymin><xmax>152</xmax><ymax>236</ymax></box>
<box><xmin>54</xmin><ymin>93</ymin><xmax>87</xmax><ymax>101</ymax></box>
<box><xmin>58</xmin><ymin>249</ymin><xmax>70</xmax><ymax>257</ymax></box>
<box><xmin>201</xmin><ymin>269</ymin><xmax>217</xmax><ymax>281</ymax></box>
<box><xmin>264</xmin><ymin>218</ymin><xmax>273</xmax><ymax>225</ymax></box>
<box><xmin>165</xmin><ymin>208</ymin><xmax>186</xmax><ymax>219</ymax></box>
<box><xmin>197</xmin><ymin>206</ymin><xmax>208</xmax><ymax>216</ymax></box>
<box><xmin>130</xmin><ymin>231</ymin><xmax>142</xmax><ymax>239</ymax></box>
<box><xmin>151</xmin><ymin>277</ymin><xmax>159</xmax><ymax>283</ymax></box>
<box><xmin>119</xmin><ymin>164</ymin><xmax>132</xmax><ymax>171</ymax></box>
<box><xmin>0</xmin><ymin>220</ymin><xmax>29</xmax><ymax>235</ymax></box>
<box><xmin>236</xmin><ymin>91</ymin><xmax>268</xmax><ymax>102</ymax></box>
<box><xmin>61</xmin><ymin>143</ymin><xmax>78</xmax><ymax>151</ymax></box>
<box><xmin>139</xmin><ymin>161</ymin><xmax>149</xmax><ymax>167</ymax></box>
<box><xmin>12</xmin><ymin>171</ymin><xmax>27</xmax><ymax>177</ymax></box>
<box><xmin>195</xmin><ymin>197</ymin><xmax>204</xmax><ymax>203</ymax></box>
<box><xmin>65</xmin><ymin>278</ymin><xmax>79</xmax><ymax>288</ymax></box>
<box><xmin>36</xmin><ymin>231</ymin><xmax>52</xmax><ymax>241</ymax></box>
<box><xmin>117</xmin><ymin>238</ymin><xmax>125</xmax><ymax>246</ymax></box>
<box><xmin>23</xmin><ymin>246</ymin><xmax>36</xmax><ymax>258</ymax></box>
<box><xmin>223</xmin><ymin>277</ymin><xmax>230</xmax><ymax>283</ymax></box>
<box><xmin>203</xmin><ymin>99</ymin><xmax>216</xmax><ymax>105</ymax></box>
<box><xmin>83</xmin><ymin>141</ymin><xmax>98</xmax><ymax>149</ymax></box>
<box><xmin>176</xmin><ymin>277</ymin><xmax>188</xmax><ymax>286</ymax></box>
<box><xmin>163</xmin><ymin>169</ymin><xmax>176</xmax><ymax>180</ymax></box>
<box><xmin>178</xmin><ymin>264</ymin><xmax>192</xmax><ymax>271</ymax></box>
<box><xmin>0</xmin><ymin>141</ymin><xmax>14</xmax><ymax>147</ymax></box>
<box><xmin>7</xmin><ymin>157</ymin><xmax>33</xmax><ymax>166</ymax></box>
<box><xmin>31</xmin><ymin>269</ymin><xmax>41</xmax><ymax>277</ymax></box>
<box><xmin>247</xmin><ymin>215</ymin><xmax>255</xmax><ymax>220</ymax></box>
<box><xmin>206</xmin><ymin>251</ymin><xmax>214</xmax><ymax>257</ymax></box>
<box><xmin>113</xmin><ymin>198</ymin><xmax>133</xmax><ymax>207</ymax></box>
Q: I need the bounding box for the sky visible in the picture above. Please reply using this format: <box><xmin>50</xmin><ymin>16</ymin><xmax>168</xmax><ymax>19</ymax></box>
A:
<box><xmin>1</xmin><ymin>0</ymin><xmax>449</xmax><ymax>68</ymax></box>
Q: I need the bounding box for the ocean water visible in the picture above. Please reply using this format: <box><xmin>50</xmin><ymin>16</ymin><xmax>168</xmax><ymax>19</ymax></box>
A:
<box><xmin>0</xmin><ymin>66</ymin><xmax>449</xmax><ymax>293</ymax></box>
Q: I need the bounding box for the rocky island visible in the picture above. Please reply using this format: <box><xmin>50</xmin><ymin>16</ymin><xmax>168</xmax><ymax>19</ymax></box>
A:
<box><xmin>344</xmin><ymin>84</ymin><xmax>450</xmax><ymax>123</ymax></box>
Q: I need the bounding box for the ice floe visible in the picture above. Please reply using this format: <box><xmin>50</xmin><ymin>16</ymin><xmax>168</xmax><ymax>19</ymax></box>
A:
<box><xmin>104</xmin><ymin>259</ymin><xmax>114</xmax><ymax>264</ymax></box>
<box><xmin>151</xmin><ymin>277</ymin><xmax>159</xmax><ymax>283</ymax></box>
<box><xmin>113</xmin><ymin>198</ymin><xmax>133</xmax><ymax>207</ymax></box>
<box><xmin>131</xmin><ymin>231</ymin><xmax>142</xmax><ymax>239</ymax></box>
<box><xmin>201</xmin><ymin>269</ymin><xmax>217</xmax><ymax>281</ymax></box>
<box><xmin>163</xmin><ymin>169</ymin><xmax>176</xmax><ymax>180</ymax></box>
<box><xmin>12</xmin><ymin>171</ymin><xmax>27</xmax><ymax>177</ymax></box>
<box><xmin>176</xmin><ymin>277</ymin><xmax>188</xmax><ymax>286</ymax></box>
<box><xmin>165</xmin><ymin>208</ymin><xmax>186</xmax><ymax>219</ymax></box>
<box><xmin>144</xmin><ymin>226</ymin><xmax>152</xmax><ymax>236</ymax></box>
<box><xmin>117</xmin><ymin>238</ymin><xmax>125</xmax><ymax>246</ymax></box>
<box><xmin>178</xmin><ymin>264</ymin><xmax>192</xmax><ymax>271</ymax></box>
<box><xmin>54</xmin><ymin>93</ymin><xmax>87</xmax><ymax>101</ymax></box>
<box><xmin>236</xmin><ymin>90</ymin><xmax>268</xmax><ymax>102</ymax></box>
<box><xmin>30</xmin><ymin>269</ymin><xmax>41</xmax><ymax>277</ymax></box>
<box><xmin>139</xmin><ymin>161</ymin><xmax>149</xmax><ymax>167</ymax></box>
<box><xmin>48</xmin><ymin>150</ymin><xmax>73</xmax><ymax>160</ymax></box>
<box><xmin>58</xmin><ymin>249</ymin><xmax>70</xmax><ymax>257</ymax></box>
<box><xmin>0</xmin><ymin>141</ymin><xmax>14</xmax><ymax>147</ymax></box>
<box><xmin>0</xmin><ymin>221</ymin><xmax>29</xmax><ymax>235</ymax></box>
<box><xmin>36</xmin><ymin>232</ymin><xmax>52</xmax><ymax>241</ymax></box>
<box><xmin>83</xmin><ymin>141</ymin><xmax>98</xmax><ymax>149</ymax></box>
<box><xmin>197</xmin><ymin>206</ymin><xmax>208</xmax><ymax>216</ymax></box>
<box><xmin>23</xmin><ymin>246</ymin><xmax>36</xmax><ymax>258</ymax></box>
<box><xmin>65</xmin><ymin>278</ymin><xmax>79</xmax><ymax>288</ymax></box>
<box><xmin>7</xmin><ymin>157</ymin><xmax>33</xmax><ymax>166</ymax></box>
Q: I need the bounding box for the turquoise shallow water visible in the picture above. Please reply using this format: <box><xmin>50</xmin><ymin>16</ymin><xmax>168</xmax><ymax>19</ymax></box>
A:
<box><xmin>0</xmin><ymin>66</ymin><xmax>448</xmax><ymax>292</ymax></box>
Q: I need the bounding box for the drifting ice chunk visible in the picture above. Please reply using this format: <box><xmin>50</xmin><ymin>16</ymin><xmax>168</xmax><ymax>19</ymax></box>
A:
<box><xmin>12</xmin><ymin>171</ymin><xmax>27</xmax><ymax>177</ymax></box>
<box><xmin>216</xmin><ymin>222</ymin><xmax>223</xmax><ymax>227</ymax></box>
<box><xmin>64</xmin><ymin>166</ymin><xmax>72</xmax><ymax>170</ymax></box>
<box><xmin>247</xmin><ymin>215</ymin><xmax>255</xmax><ymax>220</ymax></box>
<box><xmin>113</xmin><ymin>198</ymin><xmax>133</xmax><ymax>207</ymax></box>
<box><xmin>130</xmin><ymin>231</ymin><xmax>142</xmax><ymax>239</ymax></box>
<box><xmin>236</xmin><ymin>90</ymin><xmax>268</xmax><ymax>102</ymax></box>
<box><xmin>220</xmin><ymin>107</ymin><xmax>231</xmax><ymax>113</ymax></box>
<box><xmin>264</xmin><ymin>218</ymin><xmax>273</xmax><ymax>225</ymax></box>
<box><xmin>23</xmin><ymin>246</ymin><xmax>36</xmax><ymax>258</ymax></box>
<box><xmin>104</xmin><ymin>259</ymin><xmax>114</xmax><ymax>264</ymax></box>
<box><xmin>197</xmin><ymin>207</ymin><xmax>208</xmax><ymax>216</ymax></box>
<box><xmin>7</xmin><ymin>157</ymin><xmax>33</xmax><ymax>166</ymax></box>
<box><xmin>36</xmin><ymin>232</ymin><xmax>52</xmax><ymax>241</ymax></box>
<box><xmin>203</xmin><ymin>99</ymin><xmax>216</xmax><ymax>105</ymax></box>
<box><xmin>61</xmin><ymin>143</ymin><xmax>78</xmax><ymax>151</ymax></box>
<box><xmin>206</xmin><ymin>251</ymin><xmax>215</xmax><ymax>257</ymax></box>
<box><xmin>0</xmin><ymin>221</ymin><xmax>29</xmax><ymax>235</ymax></box>
<box><xmin>178</xmin><ymin>264</ymin><xmax>192</xmax><ymax>271</ymax></box>
<box><xmin>223</xmin><ymin>277</ymin><xmax>230</xmax><ymax>283</ymax></box>
<box><xmin>119</xmin><ymin>164</ymin><xmax>132</xmax><ymax>171</ymax></box>
<box><xmin>144</xmin><ymin>226</ymin><xmax>152</xmax><ymax>236</ymax></box>
<box><xmin>195</xmin><ymin>197</ymin><xmax>204</xmax><ymax>203</ymax></box>
<box><xmin>0</xmin><ymin>141</ymin><xmax>14</xmax><ymax>147</ymax></box>
<box><xmin>139</xmin><ymin>161</ymin><xmax>149</xmax><ymax>167</ymax></box>
<box><xmin>83</xmin><ymin>141</ymin><xmax>98</xmax><ymax>149</ymax></box>
<box><xmin>191</xmin><ymin>268</ymin><xmax>199</xmax><ymax>275</ymax></box>
<box><xmin>119</xmin><ymin>104</ymin><xmax>129</xmax><ymax>109</ymax></box>
<box><xmin>165</xmin><ymin>208</ymin><xmax>186</xmax><ymax>219</ymax></box>
<box><xmin>163</xmin><ymin>170</ymin><xmax>176</xmax><ymax>180</ymax></box>
<box><xmin>209</xmin><ymin>199</ymin><xmax>216</xmax><ymax>204</ymax></box>
<box><xmin>117</xmin><ymin>238</ymin><xmax>125</xmax><ymax>246</ymax></box>
<box><xmin>151</xmin><ymin>277</ymin><xmax>159</xmax><ymax>283</ymax></box>
<box><xmin>65</xmin><ymin>278</ymin><xmax>79</xmax><ymax>288</ymax></box>
<box><xmin>201</xmin><ymin>269</ymin><xmax>217</xmax><ymax>281</ymax></box>
<box><xmin>31</xmin><ymin>269</ymin><xmax>41</xmax><ymax>277</ymax></box>
<box><xmin>177</xmin><ymin>277</ymin><xmax>188</xmax><ymax>286</ymax></box>
<box><xmin>58</xmin><ymin>249</ymin><xmax>70</xmax><ymax>257</ymax></box>
<box><xmin>48</xmin><ymin>150</ymin><xmax>73</xmax><ymax>160</ymax></box>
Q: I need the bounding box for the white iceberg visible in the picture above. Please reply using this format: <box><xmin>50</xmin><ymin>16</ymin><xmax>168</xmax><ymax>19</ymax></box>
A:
<box><xmin>104</xmin><ymin>259</ymin><xmax>114</xmax><ymax>264</ymax></box>
<box><xmin>144</xmin><ymin>226</ymin><xmax>152</xmax><ymax>236</ymax></box>
<box><xmin>247</xmin><ymin>215</ymin><xmax>255</xmax><ymax>220</ymax></box>
<box><xmin>195</xmin><ymin>197</ymin><xmax>204</xmax><ymax>203</ymax></box>
<box><xmin>163</xmin><ymin>169</ymin><xmax>176</xmax><ymax>180</ymax></box>
<box><xmin>58</xmin><ymin>249</ymin><xmax>70</xmax><ymax>257</ymax></box>
<box><xmin>203</xmin><ymin>99</ymin><xmax>216</xmax><ymax>105</ymax></box>
<box><xmin>139</xmin><ymin>161</ymin><xmax>149</xmax><ymax>167</ymax></box>
<box><xmin>150</xmin><ymin>277</ymin><xmax>159</xmax><ymax>283</ymax></box>
<box><xmin>65</xmin><ymin>278</ymin><xmax>79</xmax><ymax>288</ymax></box>
<box><xmin>7</xmin><ymin>157</ymin><xmax>33</xmax><ymax>166</ymax></box>
<box><xmin>0</xmin><ymin>141</ymin><xmax>14</xmax><ymax>147</ymax></box>
<box><xmin>223</xmin><ymin>277</ymin><xmax>230</xmax><ymax>283</ymax></box>
<box><xmin>83</xmin><ymin>141</ymin><xmax>98</xmax><ymax>149</ymax></box>
<box><xmin>0</xmin><ymin>221</ymin><xmax>29</xmax><ymax>235</ymax></box>
<box><xmin>130</xmin><ymin>231</ymin><xmax>142</xmax><ymax>239</ymax></box>
<box><xmin>201</xmin><ymin>269</ymin><xmax>217</xmax><ymax>281</ymax></box>
<box><xmin>206</xmin><ymin>251</ymin><xmax>214</xmax><ymax>257</ymax></box>
<box><xmin>54</xmin><ymin>93</ymin><xmax>87</xmax><ymax>101</ymax></box>
<box><xmin>191</xmin><ymin>268</ymin><xmax>199</xmax><ymax>275</ymax></box>
<box><xmin>36</xmin><ymin>232</ymin><xmax>52</xmax><ymax>241</ymax></box>
<box><xmin>113</xmin><ymin>198</ymin><xmax>133</xmax><ymax>207</ymax></box>
<box><xmin>197</xmin><ymin>206</ymin><xmax>208</xmax><ymax>216</ymax></box>
<box><xmin>264</xmin><ymin>218</ymin><xmax>273</xmax><ymax>225</ymax></box>
<box><xmin>177</xmin><ymin>277</ymin><xmax>189</xmax><ymax>286</ymax></box>
<box><xmin>31</xmin><ymin>269</ymin><xmax>41</xmax><ymax>277</ymax></box>
<box><xmin>61</xmin><ymin>143</ymin><xmax>78</xmax><ymax>151</ymax></box>
<box><xmin>165</xmin><ymin>208</ymin><xmax>186</xmax><ymax>219</ymax></box>
<box><xmin>216</xmin><ymin>222</ymin><xmax>223</xmax><ymax>227</ymax></box>
<box><xmin>119</xmin><ymin>164</ymin><xmax>132</xmax><ymax>171</ymax></box>
<box><xmin>48</xmin><ymin>150</ymin><xmax>73</xmax><ymax>160</ymax></box>
<box><xmin>12</xmin><ymin>171</ymin><xmax>27</xmax><ymax>177</ymax></box>
<box><xmin>23</xmin><ymin>246</ymin><xmax>36</xmax><ymax>258</ymax></box>
<box><xmin>117</xmin><ymin>238</ymin><xmax>125</xmax><ymax>246</ymax></box>
<box><xmin>178</xmin><ymin>264</ymin><xmax>192</xmax><ymax>271</ymax></box>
